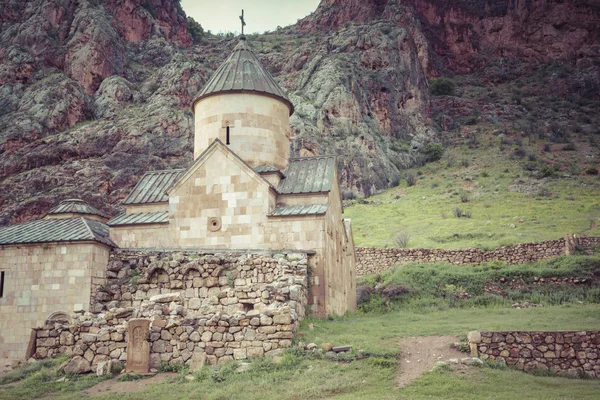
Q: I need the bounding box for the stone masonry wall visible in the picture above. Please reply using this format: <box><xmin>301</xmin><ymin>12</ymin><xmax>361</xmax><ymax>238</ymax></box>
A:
<box><xmin>33</xmin><ymin>250</ymin><xmax>309</xmax><ymax>370</ymax></box>
<box><xmin>0</xmin><ymin>242</ymin><xmax>110</xmax><ymax>361</ymax></box>
<box><xmin>356</xmin><ymin>236</ymin><xmax>600</xmax><ymax>276</ymax></box>
<box><xmin>468</xmin><ymin>330</ymin><xmax>600</xmax><ymax>378</ymax></box>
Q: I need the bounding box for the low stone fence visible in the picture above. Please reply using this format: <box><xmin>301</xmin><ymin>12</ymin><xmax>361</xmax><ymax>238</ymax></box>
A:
<box><xmin>356</xmin><ymin>235</ymin><xmax>600</xmax><ymax>276</ymax></box>
<box><xmin>468</xmin><ymin>330</ymin><xmax>600</xmax><ymax>378</ymax></box>
<box><xmin>32</xmin><ymin>250</ymin><xmax>309</xmax><ymax>372</ymax></box>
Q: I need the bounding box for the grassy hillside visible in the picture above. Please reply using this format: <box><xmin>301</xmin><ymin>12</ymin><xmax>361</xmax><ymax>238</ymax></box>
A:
<box><xmin>345</xmin><ymin>135</ymin><xmax>600</xmax><ymax>249</ymax></box>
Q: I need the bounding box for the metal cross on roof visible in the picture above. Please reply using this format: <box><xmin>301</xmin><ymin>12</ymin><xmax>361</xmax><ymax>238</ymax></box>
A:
<box><xmin>240</xmin><ymin>9</ymin><xmax>246</xmax><ymax>35</ymax></box>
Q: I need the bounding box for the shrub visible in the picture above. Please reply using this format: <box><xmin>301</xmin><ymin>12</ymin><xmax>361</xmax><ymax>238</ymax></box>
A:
<box><xmin>543</xmin><ymin>143</ymin><xmax>552</xmax><ymax>152</ymax></box>
<box><xmin>512</xmin><ymin>147</ymin><xmax>526</xmax><ymax>158</ymax></box>
<box><xmin>540</xmin><ymin>163</ymin><xmax>559</xmax><ymax>178</ymax></box>
<box><xmin>562</xmin><ymin>142</ymin><xmax>576</xmax><ymax>151</ymax></box>
<box><xmin>341</xmin><ymin>189</ymin><xmax>356</xmax><ymax>200</ymax></box>
<box><xmin>393</xmin><ymin>232</ymin><xmax>411</xmax><ymax>248</ymax></box>
<box><xmin>187</xmin><ymin>17</ymin><xmax>204</xmax><ymax>43</ymax></box>
<box><xmin>528</xmin><ymin>153</ymin><xmax>538</xmax><ymax>162</ymax></box>
<box><xmin>389</xmin><ymin>175</ymin><xmax>401</xmax><ymax>188</ymax></box>
<box><xmin>453</xmin><ymin>207</ymin><xmax>471</xmax><ymax>218</ymax></box>
<box><xmin>423</xmin><ymin>142</ymin><xmax>444</xmax><ymax>161</ymax></box>
<box><xmin>430</xmin><ymin>78</ymin><xmax>457</xmax><ymax>96</ymax></box>
<box><xmin>159</xmin><ymin>362</ymin><xmax>186</xmax><ymax>373</ymax></box>
<box><xmin>460</xmin><ymin>192</ymin><xmax>470</xmax><ymax>203</ymax></box>
<box><xmin>585</xmin><ymin>167</ymin><xmax>599</xmax><ymax>175</ymax></box>
<box><xmin>461</xmin><ymin>159</ymin><xmax>470</xmax><ymax>168</ymax></box>
<box><xmin>406</xmin><ymin>173</ymin><xmax>417</xmax><ymax>187</ymax></box>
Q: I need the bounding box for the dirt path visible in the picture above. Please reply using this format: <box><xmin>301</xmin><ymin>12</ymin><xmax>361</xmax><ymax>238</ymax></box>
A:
<box><xmin>396</xmin><ymin>336</ymin><xmax>465</xmax><ymax>388</ymax></box>
<box><xmin>82</xmin><ymin>373</ymin><xmax>176</xmax><ymax>397</ymax></box>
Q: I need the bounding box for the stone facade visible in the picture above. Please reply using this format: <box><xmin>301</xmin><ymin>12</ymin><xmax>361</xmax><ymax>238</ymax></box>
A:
<box><xmin>32</xmin><ymin>250</ymin><xmax>308</xmax><ymax>369</ymax></box>
<box><xmin>194</xmin><ymin>93</ymin><xmax>291</xmax><ymax>171</ymax></box>
<box><xmin>469</xmin><ymin>330</ymin><xmax>600</xmax><ymax>378</ymax></box>
<box><xmin>0</xmin><ymin>242</ymin><xmax>110</xmax><ymax>361</ymax></box>
<box><xmin>109</xmin><ymin>142</ymin><xmax>357</xmax><ymax>317</ymax></box>
<box><xmin>0</xmin><ymin>35</ymin><xmax>358</xmax><ymax>367</ymax></box>
<box><xmin>355</xmin><ymin>236</ymin><xmax>600</xmax><ymax>276</ymax></box>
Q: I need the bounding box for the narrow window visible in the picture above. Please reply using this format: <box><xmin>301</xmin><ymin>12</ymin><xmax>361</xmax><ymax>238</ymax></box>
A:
<box><xmin>226</xmin><ymin>126</ymin><xmax>230</xmax><ymax>145</ymax></box>
<box><xmin>0</xmin><ymin>271</ymin><xmax>5</xmax><ymax>298</ymax></box>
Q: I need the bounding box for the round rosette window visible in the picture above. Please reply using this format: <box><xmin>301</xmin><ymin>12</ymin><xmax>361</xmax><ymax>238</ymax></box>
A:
<box><xmin>208</xmin><ymin>217</ymin><xmax>222</xmax><ymax>232</ymax></box>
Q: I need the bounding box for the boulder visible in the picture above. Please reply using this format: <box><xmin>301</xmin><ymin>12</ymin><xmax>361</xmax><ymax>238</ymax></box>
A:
<box><xmin>64</xmin><ymin>356</ymin><xmax>91</xmax><ymax>374</ymax></box>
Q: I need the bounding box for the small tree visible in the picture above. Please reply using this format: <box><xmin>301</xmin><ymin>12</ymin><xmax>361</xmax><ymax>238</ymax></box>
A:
<box><xmin>187</xmin><ymin>17</ymin><xmax>204</xmax><ymax>43</ymax></box>
<box><xmin>423</xmin><ymin>142</ymin><xmax>444</xmax><ymax>162</ymax></box>
<box><xmin>430</xmin><ymin>78</ymin><xmax>456</xmax><ymax>96</ymax></box>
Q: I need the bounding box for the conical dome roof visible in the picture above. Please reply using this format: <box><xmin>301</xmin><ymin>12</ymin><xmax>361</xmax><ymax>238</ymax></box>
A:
<box><xmin>192</xmin><ymin>38</ymin><xmax>294</xmax><ymax>115</ymax></box>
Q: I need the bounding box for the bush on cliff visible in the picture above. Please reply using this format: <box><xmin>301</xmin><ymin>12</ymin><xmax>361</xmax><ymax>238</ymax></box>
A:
<box><xmin>423</xmin><ymin>142</ymin><xmax>445</xmax><ymax>162</ymax></box>
<box><xmin>430</xmin><ymin>78</ymin><xmax>456</xmax><ymax>96</ymax></box>
<box><xmin>187</xmin><ymin>17</ymin><xmax>204</xmax><ymax>43</ymax></box>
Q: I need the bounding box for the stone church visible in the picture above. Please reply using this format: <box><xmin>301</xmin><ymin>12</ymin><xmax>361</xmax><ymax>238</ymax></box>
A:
<box><xmin>0</xmin><ymin>37</ymin><xmax>357</xmax><ymax>364</ymax></box>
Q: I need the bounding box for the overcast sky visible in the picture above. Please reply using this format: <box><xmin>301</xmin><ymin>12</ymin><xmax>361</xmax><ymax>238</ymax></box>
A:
<box><xmin>180</xmin><ymin>0</ymin><xmax>321</xmax><ymax>34</ymax></box>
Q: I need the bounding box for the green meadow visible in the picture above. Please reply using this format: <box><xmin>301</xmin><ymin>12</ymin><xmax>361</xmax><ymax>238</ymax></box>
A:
<box><xmin>346</xmin><ymin>139</ymin><xmax>600</xmax><ymax>249</ymax></box>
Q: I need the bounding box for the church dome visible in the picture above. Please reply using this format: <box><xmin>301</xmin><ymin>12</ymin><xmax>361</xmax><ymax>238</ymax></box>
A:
<box><xmin>191</xmin><ymin>37</ymin><xmax>294</xmax><ymax>115</ymax></box>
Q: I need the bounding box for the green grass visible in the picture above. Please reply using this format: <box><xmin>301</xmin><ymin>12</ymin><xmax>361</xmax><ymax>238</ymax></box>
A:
<box><xmin>346</xmin><ymin>142</ymin><xmax>600</xmax><ymax>249</ymax></box>
<box><xmin>300</xmin><ymin>305</ymin><xmax>600</xmax><ymax>358</ymax></box>
<box><xmin>357</xmin><ymin>256</ymin><xmax>600</xmax><ymax>312</ymax></box>
<box><xmin>401</xmin><ymin>366</ymin><xmax>600</xmax><ymax>400</ymax></box>
<box><xmin>0</xmin><ymin>360</ymin><xmax>106</xmax><ymax>400</ymax></box>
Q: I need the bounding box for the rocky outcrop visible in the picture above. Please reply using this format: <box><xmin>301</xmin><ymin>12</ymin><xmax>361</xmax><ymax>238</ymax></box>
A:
<box><xmin>0</xmin><ymin>0</ymin><xmax>598</xmax><ymax>224</ymax></box>
<box><xmin>298</xmin><ymin>0</ymin><xmax>600</xmax><ymax>74</ymax></box>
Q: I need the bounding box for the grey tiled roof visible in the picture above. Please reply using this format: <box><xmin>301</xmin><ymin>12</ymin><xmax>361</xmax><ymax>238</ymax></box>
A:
<box><xmin>270</xmin><ymin>204</ymin><xmax>329</xmax><ymax>217</ymax></box>
<box><xmin>192</xmin><ymin>38</ymin><xmax>294</xmax><ymax>115</ymax></box>
<box><xmin>254</xmin><ymin>165</ymin><xmax>283</xmax><ymax>175</ymax></box>
<box><xmin>47</xmin><ymin>199</ymin><xmax>110</xmax><ymax>219</ymax></box>
<box><xmin>108</xmin><ymin>212</ymin><xmax>169</xmax><ymax>226</ymax></box>
<box><xmin>278</xmin><ymin>156</ymin><xmax>337</xmax><ymax>194</ymax></box>
<box><xmin>0</xmin><ymin>218</ymin><xmax>116</xmax><ymax>247</ymax></box>
<box><xmin>123</xmin><ymin>169</ymin><xmax>185</xmax><ymax>205</ymax></box>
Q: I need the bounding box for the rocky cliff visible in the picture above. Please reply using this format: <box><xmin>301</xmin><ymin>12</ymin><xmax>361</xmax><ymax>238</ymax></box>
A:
<box><xmin>0</xmin><ymin>0</ymin><xmax>598</xmax><ymax>224</ymax></box>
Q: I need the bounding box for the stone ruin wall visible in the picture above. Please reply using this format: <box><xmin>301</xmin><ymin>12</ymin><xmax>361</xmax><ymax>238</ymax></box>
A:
<box><xmin>356</xmin><ymin>236</ymin><xmax>600</xmax><ymax>276</ymax></box>
<box><xmin>32</xmin><ymin>250</ymin><xmax>309</xmax><ymax>371</ymax></box>
<box><xmin>468</xmin><ymin>330</ymin><xmax>600</xmax><ymax>378</ymax></box>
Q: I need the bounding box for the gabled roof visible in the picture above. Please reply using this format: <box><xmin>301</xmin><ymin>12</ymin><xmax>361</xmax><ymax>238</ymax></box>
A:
<box><xmin>278</xmin><ymin>156</ymin><xmax>337</xmax><ymax>194</ymax></box>
<box><xmin>108</xmin><ymin>212</ymin><xmax>169</xmax><ymax>227</ymax></box>
<box><xmin>0</xmin><ymin>218</ymin><xmax>116</xmax><ymax>247</ymax></box>
<box><xmin>270</xmin><ymin>204</ymin><xmax>329</xmax><ymax>217</ymax></box>
<box><xmin>168</xmin><ymin>139</ymin><xmax>278</xmax><ymax>197</ymax></box>
<box><xmin>191</xmin><ymin>38</ymin><xmax>294</xmax><ymax>115</ymax></box>
<box><xmin>123</xmin><ymin>169</ymin><xmax>185</xmax><ymax>205</ymax></box>
<box><xmin>47</xmin><ymin>199</ymin><xmax>110</xmax><ymax>219</ymax></box>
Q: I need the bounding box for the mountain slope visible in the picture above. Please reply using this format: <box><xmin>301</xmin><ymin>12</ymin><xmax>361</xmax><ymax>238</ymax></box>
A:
<box><xmin>0</xmin><ymin>0</ymin><xmax>598</xmax><ymax>226</ymax></box>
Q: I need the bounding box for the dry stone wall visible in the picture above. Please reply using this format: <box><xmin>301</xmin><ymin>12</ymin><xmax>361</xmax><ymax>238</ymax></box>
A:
<box><xmin>469</xmin><ymin>330</ymin><xmax>600</xmax><ymax>378</ymax></box>
<box><xmin>33</xmin><ymin>250</ymin><xmax>309</xmax><ymax>371</ymax></box>
<box><xmin>356</xmin><ymin>236</ymin><xmax>600</xmax><ymax>276</ymax></box>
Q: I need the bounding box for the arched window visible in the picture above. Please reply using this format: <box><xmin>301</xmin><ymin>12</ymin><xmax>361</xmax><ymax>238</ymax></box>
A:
<box><xmin>46</xmin><ymin>311</ymin><xmax>71</xmax><ymax>324</ymax></box>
